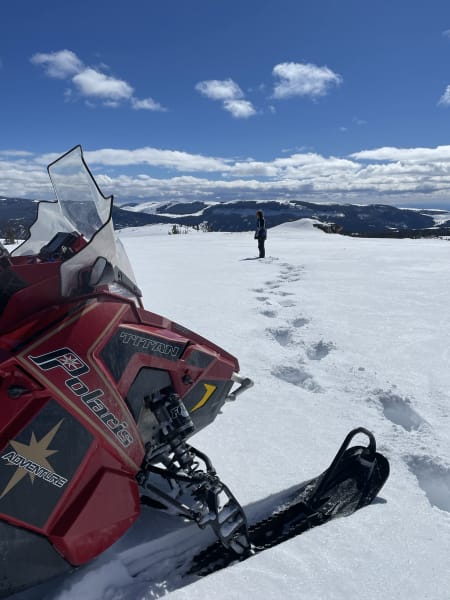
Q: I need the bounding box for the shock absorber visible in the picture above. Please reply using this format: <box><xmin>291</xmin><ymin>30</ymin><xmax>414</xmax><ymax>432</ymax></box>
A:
<box><xmin>145</xmin><ymin>388</ymin><xmax>195</xmax><ymax>461</ymax></box>
<box><xmin>137</xmin><ymin>389</ymin><xmax>250</xmax><ymax>556</ymax></box>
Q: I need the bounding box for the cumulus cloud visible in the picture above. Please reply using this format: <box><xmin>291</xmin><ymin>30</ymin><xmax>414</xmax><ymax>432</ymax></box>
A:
<box><xmin>350</xmin><ymin>145</ymin><xmax>450</xmax><ymax>162</ymax></box>
<box><xmin>195</xmin><ymin>78</ymin><xmax>256</xmax><ymax>118</ymax></box>
<box><xmin>223</xmin><ymin>99</ymin><xmax>256</xmax><ymax>118</ymax></box>
<box><xmin>196</xmin><ymin>78</ymin><xmax>243</xmax><ymax>101</ymax></box>
<box><xmin>272</xmin><ymin>61</ymin><xmax>342</xmax><ymax>99</ymax></box>
<box><xmin>131</xmin><ymin>97</ymin><xmax>166</xmax><ymax>111</ymax></box>
<box><xmin>31</xmin><ymin>49</ymin><xmax>166</xmax><ymax>111</ymax></box>
<box><xmin>72</xmin><ymin>68</ymin><xmax>133</xmax><ymax>100</ymax></box>
<box><xmin>30</xmin><ymin>49</ymin><xmax>83</xmax><ymax>79</ymax></box>
<box><xmin>0</xmin><ymin>150</ymin><xmax>33</xmax><ymax>157</ymax></box>
<box><xmin>438</xmin><ymin>85</ymin><xmax>450</xmax><ymax>107</ymax></box>
<box><xmin>85</xmin><ymin>147</ymin><xmax>230</xmax><ymax>172</ymax></box>
<box><xmin>3</xmin><ymin>143</ymin><xmax>450</xmax><ymax>207</ymax></box>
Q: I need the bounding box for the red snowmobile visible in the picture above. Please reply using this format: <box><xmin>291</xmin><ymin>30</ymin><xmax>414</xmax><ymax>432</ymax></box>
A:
<box><xmin>0</xmin><ymin>147</ymin><xmax>389</xmax><ymax>597</ymax></box>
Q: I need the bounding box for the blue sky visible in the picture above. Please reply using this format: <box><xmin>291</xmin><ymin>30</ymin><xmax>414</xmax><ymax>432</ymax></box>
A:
<box><xmin>2</xmin><ymin>0</ymin><xmax>450</xmax><ymax>207</ymax></box>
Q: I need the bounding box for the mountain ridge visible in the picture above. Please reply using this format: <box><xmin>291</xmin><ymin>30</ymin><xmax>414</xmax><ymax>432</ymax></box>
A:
<box><xmin>1</xmin><ymin>196</ymin><xmax>449</xmax><ymax>239</ymax></box>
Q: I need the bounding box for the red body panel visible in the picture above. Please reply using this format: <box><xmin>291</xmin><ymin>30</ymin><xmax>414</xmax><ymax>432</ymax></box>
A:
<box><xmin>0</xmin><ymin>280</ymin><xmax>239</xmax><ymax>566</ymax></box>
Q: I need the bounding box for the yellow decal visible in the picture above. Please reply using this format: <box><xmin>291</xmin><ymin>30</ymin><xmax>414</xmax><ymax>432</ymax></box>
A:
<box><xmin>191</xmin><ymin>383</ymin><xmax>216</xmax><ymax>412</ymax></box>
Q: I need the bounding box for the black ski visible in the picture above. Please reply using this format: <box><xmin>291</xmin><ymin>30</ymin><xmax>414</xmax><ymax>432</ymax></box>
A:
<box><xmin>188</xmin><ymin>427</ymin><xmax>389</xmax><ymax>577</ymax></box>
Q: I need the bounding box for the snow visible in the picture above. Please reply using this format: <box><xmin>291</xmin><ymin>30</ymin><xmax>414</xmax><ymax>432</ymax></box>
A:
<box><xmin>121</xmin><ymin>200</ymin><xmax>217</xmax><ymax>218</ymax></box>
<box><xmin>13</xmin><ymin>219</ymin><xmax>450</xmax><ymax>600</ymax></box>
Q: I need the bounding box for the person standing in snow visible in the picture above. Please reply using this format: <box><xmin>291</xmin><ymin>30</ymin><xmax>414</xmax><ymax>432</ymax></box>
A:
<box><xmin>255</xmin><ymin>210</ymin><xmax>267</xmax><ymax>258</ymax></box>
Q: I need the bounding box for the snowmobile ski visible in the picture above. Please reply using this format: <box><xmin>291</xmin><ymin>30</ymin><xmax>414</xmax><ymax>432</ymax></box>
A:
<box><xmin>188</xmin><ymin>427</ymin><xmax>389</xmax><ymax>577</ymax></box>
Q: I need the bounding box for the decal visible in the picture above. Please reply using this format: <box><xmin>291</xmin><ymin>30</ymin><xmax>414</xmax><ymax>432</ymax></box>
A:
<box><xmin>101</xmin><ymin>327</ymin><xmax>187</xmax><ymax>381</ymax></box>
<box><xmin>29</xmin><ymin>347</ymin><xmax>134</xmax><ymax>448</ymax></box>
<box><xmin>191</xmin><ymin>383</ymin><xmax>216</xmax><ymax>412</ymax></box>
<box><xmin>0</xmin><ymin>400</ymin><xmax>93</xmax><ymax>528</ymax></box>
<box><xmin>170</xmin><ymin>403</ymin><xmax>190</xmax><ymax>420</ymax></box>
<box><xmin>0</xmin><ymin>420</ymin><xmax>67</xmax><ymax>498</ymax></box>
<box><xmin>119</xmin><ymin>331</ymin><xmax>182</xmax><ymax>359</ymax></box>
<box><xmin>183</xmin><ymin>380</ymin><xmax>234</xmax><ymax>433</ymax></box>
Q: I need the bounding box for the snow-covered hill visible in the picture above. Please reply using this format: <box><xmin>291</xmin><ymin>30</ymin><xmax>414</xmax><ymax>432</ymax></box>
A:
<box><xmin>13</xmin><ymin>220</ymin><xmax>450</xmax><ymax>600</ymax></box>
<box><xmin>118</xmin><ymin>198</ymin><xmax>450</xmax><ymax>235</ymax></box>
<box><xmin>2</xmin><ymin>195</ymin><xmax>450</xmax><ymax>238</ymax></box>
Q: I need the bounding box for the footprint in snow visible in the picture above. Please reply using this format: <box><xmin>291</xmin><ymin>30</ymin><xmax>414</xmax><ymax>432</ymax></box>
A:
<box><xmin>279</xmin><ymin>273</ymin><xmax>302</xmax><ymax>281</ymax></box>
<box><xmin>405</xmin><ymin>456</ymin><xmax>450</xmax><ymax>513</ymax></box>
<box><xmin>273</xmin><ymin>291</ymin><xmax>295</xmax><ymax>297</ymax></box>
<box><xmin>260</xmin><ymin>309</ymin><xmax>277</xmax><ymax>318</ymax></box>
<box><xmin>280</xmin><ymin>263</ymin><xmax>303</xmax><ymax>272</ymax></box>
<box><xmin>260</xmin><ymin>256</ymin><xmax>279</xmax><ymax>263</ymax></box>
<box><xmin>292</xmin><ymin>317</ymin><xmax>309</xmax><ymax>328</ymax></box>
<box><xmin>374</xmin><ymin>390</ymin><xmax>426</xmax><ymax>431</ymax></box>
<box><xmin>306</xmin><ymin>340</ymin><xmax>335</xmax><ymax>361</ymax></box>
<box><xmin>271</xmin><ymin>364</ymin><xmax>322</xmax><ymax>392</ymax></box>
<box><xmin>279</xmin><ymin>264</ymin><xmax>304</xmax><ymax>281</ymax></box>
<box><xmin>278</xmin><ymin>299</ymin><xmax>296</xmax><ymax>307</ymax></box>
<box><xmin>265</xmin><ymin>280</ymin><xmax>281</xmax><ymax>290</ymax></box>
<box><xmin>266</xmin><ymin>327</ymin><xmax>292</xmax><ymax>346</ymax></box>
<box><xmin>255</xmin><ymin>296</ymin><xmax>269</xmax><ymax>302</ymax></box>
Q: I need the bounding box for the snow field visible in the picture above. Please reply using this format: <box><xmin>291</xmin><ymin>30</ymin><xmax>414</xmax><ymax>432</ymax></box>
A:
<box><xmin>17</xmin><ymin>220</ymin><xmax>450</xmax><ymax>600</ymax></box>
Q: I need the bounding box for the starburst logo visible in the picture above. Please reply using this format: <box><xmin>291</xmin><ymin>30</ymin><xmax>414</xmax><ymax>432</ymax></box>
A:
<box><xmin>0</xmin><ymin>420</ymin><xmax>68</xmax><ymax>498</ymax></box>
<box><xmin>58</xmin><ymin>353</ymin><xmax>85</xmax><ymax>372</ymax></box>
<box><xmin>29</xmin><ymin>347</ymin><xmax>89</xmax><ymax>377</ymax></box>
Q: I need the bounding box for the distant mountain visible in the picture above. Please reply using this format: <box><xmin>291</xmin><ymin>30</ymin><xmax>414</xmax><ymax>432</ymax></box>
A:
<box><xmin>0</xmin><ymin>196</ymin><xmax>449</xmax><ymax>241</ymax></box>
<box><xmin>0</xmin><ymin>197</ymin><xmax>38</xmax><ymax>240</ymax></box>
<box><xmin>118</xmin><ymin>199</ymin><xmax>450</xmax><ymax>237</ymax></box>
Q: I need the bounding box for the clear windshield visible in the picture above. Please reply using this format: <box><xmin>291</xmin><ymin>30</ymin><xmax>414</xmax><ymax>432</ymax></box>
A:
<box><xmin>13</xmin><ymin>145</ymin><xmax>140</xmax><ymax>300</ymax></box>
<box><xmin>47</xmin><ymin>145</ymin><xmax>111</xmax><ymax>239</ymax></box>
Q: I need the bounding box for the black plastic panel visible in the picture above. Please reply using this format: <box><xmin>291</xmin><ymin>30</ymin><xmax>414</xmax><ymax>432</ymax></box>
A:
<box><xmin>0</xmin><ymin>399</ymin><xmax>93</xmax><ymax>528</ymax></box>
<box><xmin>101</xmin><ymin>327</ymin><xmax>187</xmax><ymax>381</ymax></box>
<box><xmin>0</xmin><ymin>520</ymin><xmax>72</xmax><ymax>597</ymax></box>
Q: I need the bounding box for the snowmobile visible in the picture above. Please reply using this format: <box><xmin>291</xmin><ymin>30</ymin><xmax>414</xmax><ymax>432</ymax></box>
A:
<box><xmin>0</xmin><ymin>146</ymin><xmax>389</xmax><ymax>597</ymax></box>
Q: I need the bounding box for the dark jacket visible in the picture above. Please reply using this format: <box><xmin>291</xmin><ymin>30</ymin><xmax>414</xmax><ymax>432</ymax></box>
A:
<box><xmin>255</xmin><ymin>215</ymin><xmax>267</xmax><ymax>239</ymax></box>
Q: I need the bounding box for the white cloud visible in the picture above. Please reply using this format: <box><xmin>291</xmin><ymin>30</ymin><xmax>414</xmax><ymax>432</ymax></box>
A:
<box><xmin>223</xmin><ymin>99</ymin><xmax>256</xmax><ymax>118</ymax></box>
<box><xmin>85</xmin><ymin>147</ymin><xmax>231</xmax><ymax>172</ymax></box>
<box><xmin>438</xmin><ymin>85</ymin><xmax>450</xmax><ymax>106</ymax></box>
<box><xmin>30</xmin><ymin>49</ymin><xmax>83</xmax><ymax>79</ymax></box>
<box><xmin>195</xmin><ymin>78</ymin><xmax>256</xmax><ymax>119</ymax></box>
<box><xmin>350</xmin><ymin>145</ymin><xmax>450</xmax><ymax>162</ymax></box>
<box><xmin>31</xmin><ymin>49</ymin><xmax>166</xmax><ymax>111</ymax></box>
<box><xmin>73</xmin><ymin>68</ymin><xmax>134</xmax><ymax>100</ymax></box>
<box><xmin>272</xmin><ymin>61</ymin><xmax>342</xmax><ymax>99</ymax></box>
<box><xmin>131</xmin><ymin>97</ymin><xmax>167</xmax><ymax>111</ymax></box>
<box><xmin>195</xmin><ymin>78</ymin><xmax>243</xmax><ymax>100</ymax></box>
<box><xmin>3</xmin><ymin>143</ymin><xmax>450</xmax><ymax>207</ymax></box>
<box><xmin>0</xmin><ymin>150</ymin><xmax>33</xmax><ymax>157</ymax></box>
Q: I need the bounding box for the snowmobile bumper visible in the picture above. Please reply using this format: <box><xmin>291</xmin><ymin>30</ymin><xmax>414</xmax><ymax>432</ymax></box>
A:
<box><xmin>227</xmin><ymin>373</ymin><xmax>254</xmax><ymax>401</ymax></box>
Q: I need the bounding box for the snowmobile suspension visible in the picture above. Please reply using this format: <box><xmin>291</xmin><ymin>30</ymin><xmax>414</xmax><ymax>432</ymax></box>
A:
<box><xmin>137</xmin><ymin>391</ymin><xmax>251</xmax><ymax>556</ymax></box>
